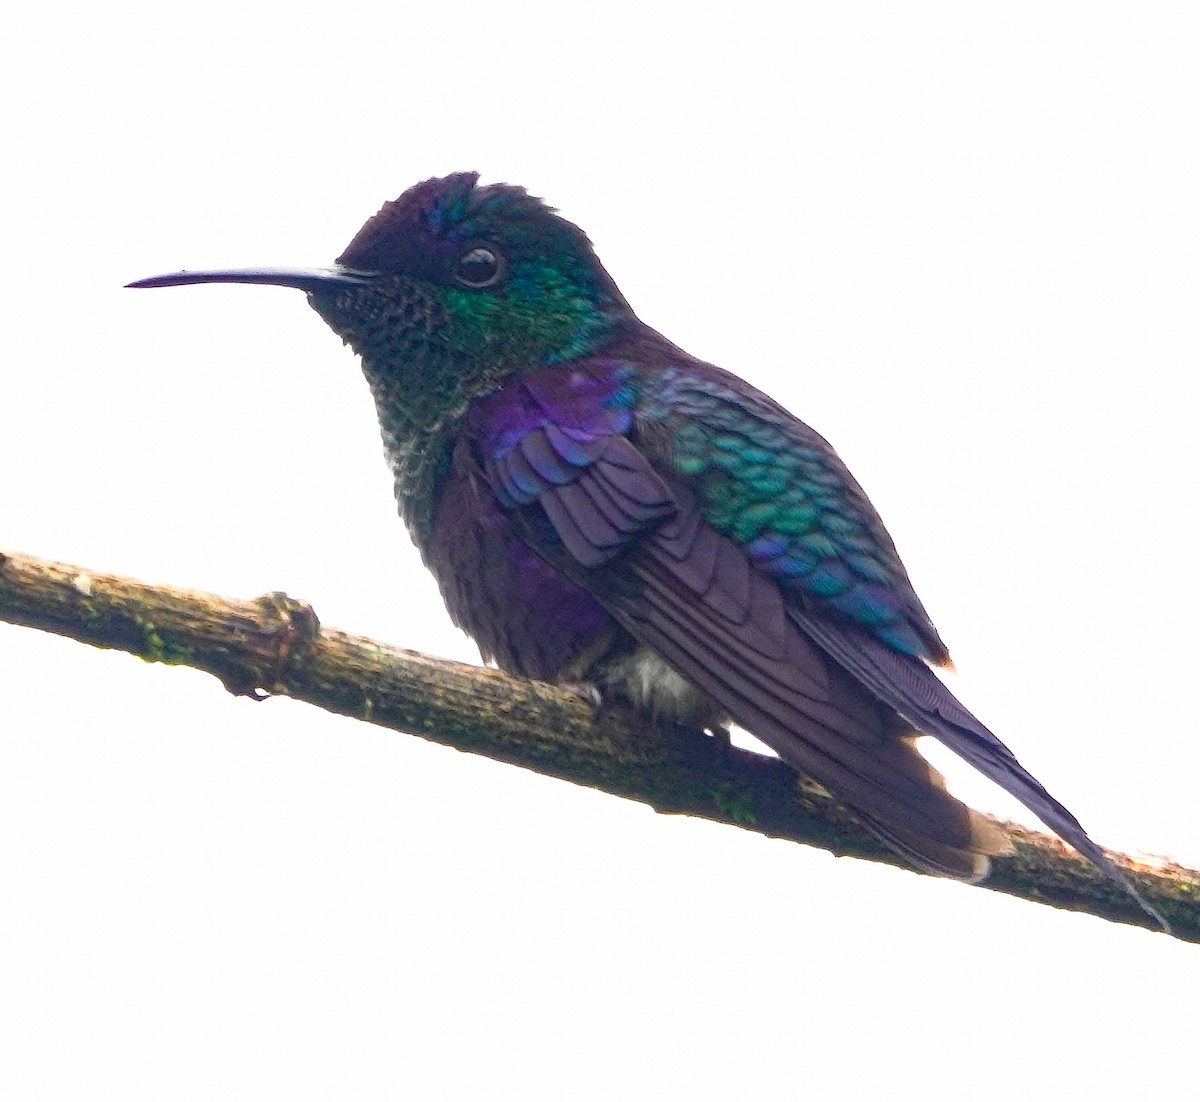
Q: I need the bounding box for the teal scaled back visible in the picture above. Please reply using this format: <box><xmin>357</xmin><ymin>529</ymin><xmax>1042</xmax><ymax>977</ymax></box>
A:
<box><xmin>637</xmin><ymin>364</ymin><xmax>949</xmax><ymax>663</ymax></box>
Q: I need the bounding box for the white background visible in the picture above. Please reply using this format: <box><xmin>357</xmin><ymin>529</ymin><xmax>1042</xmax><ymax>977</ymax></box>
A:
<box><xmin>2</xmin><ymin>3</ymin><xmax>1197</xmax><ymax>1099</ymax></box>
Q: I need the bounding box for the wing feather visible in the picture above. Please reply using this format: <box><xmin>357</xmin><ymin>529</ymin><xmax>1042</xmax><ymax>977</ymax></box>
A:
<box><xmin>468</xmin><ymin>364</ymin><xmax>1167</xmax><ymax>923</ymax></box>
<box><xmin>514</xmin><ymin>460</ymin><xmax>989</xmax><ymax>858</ymax></box>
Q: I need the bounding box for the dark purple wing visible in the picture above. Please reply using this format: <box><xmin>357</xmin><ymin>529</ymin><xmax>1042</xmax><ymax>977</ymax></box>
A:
<box><xmin>468</xmin><ymin>365</ymin><xmax>1005</xmax><ymax>878</ymax></box>
<box><xmin>609</xmin><ymin>482</ymin><xmax>1011</xmax><ymax>873</ymax></box>
<box><xmin>469</xmin><ymin>362</ymin><xmax>1167</xmax><ymax>926</ymax></box>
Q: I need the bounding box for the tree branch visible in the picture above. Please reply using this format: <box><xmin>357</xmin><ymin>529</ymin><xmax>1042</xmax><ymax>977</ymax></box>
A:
<box><xmin>2</xmin><ymin>547</ymin><xmax>1196</xmax><ymax>940</ymax></box>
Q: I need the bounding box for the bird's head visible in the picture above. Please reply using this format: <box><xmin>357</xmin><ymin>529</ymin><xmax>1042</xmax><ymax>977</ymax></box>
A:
<box><xmin>129</xmin><ymin>173</ymin><xmax>632</xmax><ymax>380</ymax></box>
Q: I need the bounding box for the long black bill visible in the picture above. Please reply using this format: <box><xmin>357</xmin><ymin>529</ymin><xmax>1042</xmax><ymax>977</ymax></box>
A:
<box><xmin>126</xmin><ymin>266</ymin><xmax>374</xmax><ymax>292</ymax></box>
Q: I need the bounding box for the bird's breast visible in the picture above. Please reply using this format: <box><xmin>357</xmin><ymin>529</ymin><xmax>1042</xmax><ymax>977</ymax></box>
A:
<box><xmin>420</xmin><ymin>435</ymin><xmax>616</xmax><ymax>682</ymax></box>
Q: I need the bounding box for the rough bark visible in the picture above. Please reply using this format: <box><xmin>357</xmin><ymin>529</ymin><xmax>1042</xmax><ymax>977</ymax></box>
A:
<box><xmin>2</xmin><ymin>547</ymin><xmax>1196</xmax><ymax>940</ymax></box>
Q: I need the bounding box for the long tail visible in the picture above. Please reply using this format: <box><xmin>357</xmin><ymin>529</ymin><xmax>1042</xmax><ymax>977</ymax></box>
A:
<box><xmin>799</xmin><ymin>616</ymin><xmax>1170</xmax><ymax>932</ymax></box>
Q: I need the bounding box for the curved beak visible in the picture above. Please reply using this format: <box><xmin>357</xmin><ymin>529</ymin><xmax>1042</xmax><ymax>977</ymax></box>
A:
<box><xmin>126</xmin><ymin>266</ymin><xmax>374</xmax><ymax>292</ymax></box>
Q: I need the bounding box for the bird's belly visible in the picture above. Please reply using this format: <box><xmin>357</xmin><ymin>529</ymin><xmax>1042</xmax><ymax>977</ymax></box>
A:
<box><xmin>423</xmin><ymin>445</ymin><xmax>722</xmax><ymax>725</ymax></box>
<box><xmin>424</xmin><ymin>474</ymin><xmax>614</xmax><ymax>682</ymax></box>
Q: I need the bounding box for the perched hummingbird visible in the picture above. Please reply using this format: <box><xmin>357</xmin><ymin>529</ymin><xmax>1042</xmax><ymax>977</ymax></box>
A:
<box><xmin>130</xmin><ymin>172</ymin><xmax>1164</xmax><ymax>927</ymax></box>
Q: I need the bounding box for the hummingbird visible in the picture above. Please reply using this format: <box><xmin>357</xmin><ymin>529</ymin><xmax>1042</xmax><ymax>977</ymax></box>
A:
<box><xmin>129</xmin><ymin>172</ymin><xmax>1165</xmax><ymax>929</ymax></box>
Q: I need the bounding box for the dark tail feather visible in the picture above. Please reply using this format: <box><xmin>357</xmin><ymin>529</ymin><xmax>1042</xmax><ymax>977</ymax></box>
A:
<box><xmin>851</xmin><ymin>734</ymin><xmax>1012</xmax><ymax>882</ymax></box>
<box><xmin>799</xmin><ymin>617</ymin><xmax>1170</xmax><ymax>933</ymax></box>
<box><xmin>607</xmin><ymin>597</ymin><xmax>1019</xmax><ymax>883</ymax></box>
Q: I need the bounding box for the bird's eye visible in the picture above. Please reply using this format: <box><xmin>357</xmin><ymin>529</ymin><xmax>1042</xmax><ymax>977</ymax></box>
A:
<box><xmin>453</xmin><ymin>245</ymin><xmax>503</xmax><ymax>288</ymax></box>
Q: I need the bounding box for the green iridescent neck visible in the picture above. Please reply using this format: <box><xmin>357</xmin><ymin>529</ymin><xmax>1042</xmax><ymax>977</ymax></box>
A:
<box><xmin>442</xmin><ymin>254</ymin><xmax>620</xmax><ymax>366</ymax></box>
<box><xmin>308</xmin><ymin>271</ymin><xmax>623</xmax><ymax>537</ymax></box>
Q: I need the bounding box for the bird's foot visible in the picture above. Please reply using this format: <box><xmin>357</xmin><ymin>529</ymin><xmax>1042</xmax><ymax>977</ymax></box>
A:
<box><xmin>560</xmin><ymin>680</ymin><xmax>604</xmax><ymax>710</ymax></box>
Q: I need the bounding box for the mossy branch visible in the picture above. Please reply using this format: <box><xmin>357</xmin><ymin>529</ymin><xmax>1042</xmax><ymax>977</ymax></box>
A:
<box><xmin>2</xmin><ymin>547</ymin><xmax>1196</xmax><ymax>941</ymax></box>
